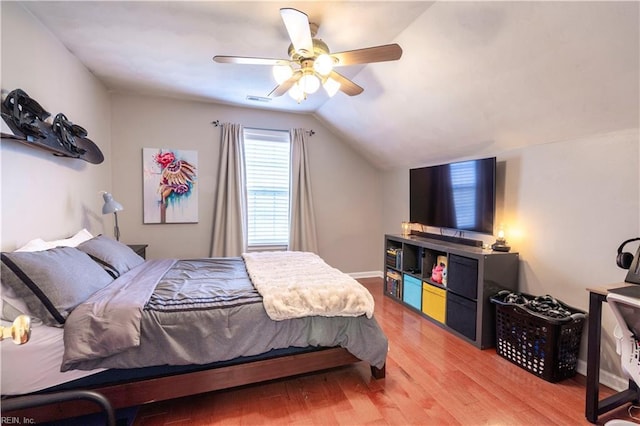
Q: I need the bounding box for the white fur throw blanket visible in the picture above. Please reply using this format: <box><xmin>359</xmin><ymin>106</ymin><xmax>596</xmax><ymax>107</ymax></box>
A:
<box><xmin>242</xmin><ymin>251</ymin><xmax>375</xmax><ymax>321</ymax></box>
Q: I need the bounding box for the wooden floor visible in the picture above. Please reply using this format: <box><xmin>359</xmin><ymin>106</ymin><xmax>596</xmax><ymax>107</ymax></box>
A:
<box><xmin>133</xmin><ymin>278</ymin><xmax>637</xmax><ymax>425</ymax></box>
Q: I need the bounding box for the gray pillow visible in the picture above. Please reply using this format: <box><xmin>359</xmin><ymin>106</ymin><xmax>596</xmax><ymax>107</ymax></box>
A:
<box><xmin>77</xmin><ymin>235</ymin><xmax>144</xmax><ymax>277</ymax></box>
<box><xmin>2</xmin><ymin>299</ymin><xmax>27</xmax><ymax>322</ymax></box>
<box><xmin>1</xmin><ymin>282</ymin><xmax>32</xmax><ymax>321</ymax></box>
<box><xmin>1</xmin><ymin>247</ymin><xmax>114</xmax><ymax>325</ymax></box>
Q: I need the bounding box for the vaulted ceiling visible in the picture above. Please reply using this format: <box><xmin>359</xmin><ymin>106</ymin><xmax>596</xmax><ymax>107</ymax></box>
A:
<box><xmin>21</xmin><ymin>1</ymin><xmax>639</xmax><ymax>169</ymax></box>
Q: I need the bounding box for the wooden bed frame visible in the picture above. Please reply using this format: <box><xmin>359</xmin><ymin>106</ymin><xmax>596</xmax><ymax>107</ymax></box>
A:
<box><xmin>2</xmin><ymin>347</ymin><xmax>386</xmax><ymax>423</ymax></box>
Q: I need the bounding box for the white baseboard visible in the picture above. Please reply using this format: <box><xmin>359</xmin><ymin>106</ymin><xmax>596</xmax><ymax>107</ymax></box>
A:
<box><xmin>349</xmin><ymin>271</ymin><xmax>383</xmax><ymax>279</ymax></box>
<box><xmin>576</xmin><ymin>360</ymin><xmax>629</xmax><ymax>392</ymax></box>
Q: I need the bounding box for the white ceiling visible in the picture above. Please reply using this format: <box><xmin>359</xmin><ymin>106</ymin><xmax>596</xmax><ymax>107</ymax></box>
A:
<box><xmin>22</xmin><ymin>1</ymin><xmax>639</xmax><ymax>169</ymax></box>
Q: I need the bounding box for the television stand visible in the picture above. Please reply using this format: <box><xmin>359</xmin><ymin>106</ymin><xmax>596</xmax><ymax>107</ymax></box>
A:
<box><xmin>384</xmin><ymin>234</ymin><xmax>519</xmax><ymax>349</ymax></box>
<box><xmin>411</xmin><ymin>231</ymin><xmax>482</xmax><ymax>248</ymax></box>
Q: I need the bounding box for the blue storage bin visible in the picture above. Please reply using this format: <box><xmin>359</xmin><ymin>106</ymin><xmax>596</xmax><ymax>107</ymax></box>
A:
<box><xmin>403</xmin><ymin>274</ymin><xmax>422</xmax><ymax>310</ymax></box>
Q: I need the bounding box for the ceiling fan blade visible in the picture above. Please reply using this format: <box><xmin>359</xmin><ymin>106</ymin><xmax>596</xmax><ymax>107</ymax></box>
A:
<box><xmin>280</xmin><ymin>8</ymin><xmax>313</xmax><ymax>56</ymax></box>
<box><xmin>213</xmin><ymin>56</ymin><xmax>290</xmax><ymax>66</ymax></box>
<box><xmin>268</xmin><ymin>71</ymin><xmax>302</xmax><ymax>97</ymax></box>
<box><xmin>331</xmin><ymin>44</ymin><xmax>403</xmax><ymax>66</ymax></box>
<box><xmin>329</xmin><ymin>71</ymin><xmax>364</xmax><ymax>96</ymax></box>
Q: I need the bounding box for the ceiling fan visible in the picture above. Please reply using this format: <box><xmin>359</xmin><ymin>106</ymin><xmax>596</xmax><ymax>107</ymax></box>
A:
<box><xmin>212</xmin><ymin>8</ymin><xmax>403</xmax><ymax>102</ymax></box>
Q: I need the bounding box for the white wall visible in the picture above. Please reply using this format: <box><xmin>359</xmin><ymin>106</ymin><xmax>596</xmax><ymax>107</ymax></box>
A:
<box><xmin>0</xmin><ymin>2</ymin><xmax>112</xmax><ymax>251</ymax></box>
<box><xmin>382</xmin><ymin>128</ymin><xmax>640</xmax><ymax>387</ymax></box>
<box><xmin>110</xmin><ymin>93</ymin><xmax>382</xmax><ymax>274</ymax></box>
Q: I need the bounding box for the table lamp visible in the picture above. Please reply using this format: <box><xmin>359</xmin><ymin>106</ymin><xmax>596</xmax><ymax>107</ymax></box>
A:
<box><xmin>491</xmin><ymin>225</ymin><xmax>511</xmax><ymax>252</ymax></box>
<box><xmin>101</xmin><ymin>192</ymin><xmax>123</xmax><ymax>241</ymax></box>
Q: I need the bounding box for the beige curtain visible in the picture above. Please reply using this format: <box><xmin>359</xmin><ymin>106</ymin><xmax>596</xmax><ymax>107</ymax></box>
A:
<box><xmin>289</xmin><ymin>128</ymin><xmax>318</xmax><ymax>253</ymax></box>
<box><xmin>210</xmin><ymin>123</ymin><xmax>247</xmax><ymax>257</ymax></box>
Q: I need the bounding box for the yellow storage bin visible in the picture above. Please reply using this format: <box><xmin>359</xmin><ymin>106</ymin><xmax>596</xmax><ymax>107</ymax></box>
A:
<box><xmin>422</xmin><ymin>283</ymin><xmax>446</xmax><ymax>323</ymax></box>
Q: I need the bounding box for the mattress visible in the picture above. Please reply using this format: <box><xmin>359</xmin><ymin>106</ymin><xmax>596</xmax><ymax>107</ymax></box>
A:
<box><xmin>1</xmin><ymin>320</ymin><xmax>105</xmax><ymax>395</ymax></box>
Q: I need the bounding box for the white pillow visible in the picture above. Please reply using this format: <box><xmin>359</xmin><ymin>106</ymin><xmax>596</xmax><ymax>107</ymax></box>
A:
<box><xmin>14</xmin><ymin>238</ymin><xmax>49</xmax><ymax>252</ymax></box>
<box><xmin>15</xmin><ymin>229</ymin><xmax>94</xmax><ymax>252</ymax></box>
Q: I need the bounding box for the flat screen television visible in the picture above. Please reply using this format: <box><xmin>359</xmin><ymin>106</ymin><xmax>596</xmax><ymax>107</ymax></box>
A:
<box><xmin>410</xmin><ymin>157</ymin><xmax>496</xmax><ymax>235</ymax></box>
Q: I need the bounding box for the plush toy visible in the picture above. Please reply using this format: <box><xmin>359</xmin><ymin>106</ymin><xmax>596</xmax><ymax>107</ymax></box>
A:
<box><xmin>431</xmin><ymin>263</ymin><xmax>444</xmax><ymax>284</ymax></box>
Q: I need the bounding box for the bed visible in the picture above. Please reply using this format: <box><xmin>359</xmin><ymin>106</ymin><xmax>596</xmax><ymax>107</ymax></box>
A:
<box><xmin>0</xmin><ymin>232</ymin><xmax>388</xmax><ymax>423</ymax></box>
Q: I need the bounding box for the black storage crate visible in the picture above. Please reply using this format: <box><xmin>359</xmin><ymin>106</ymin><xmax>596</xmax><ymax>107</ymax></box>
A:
<box><xmin>447</xmin><ymin>255</ymin><xmax>478</xmax><ymax>300</ymax></box>
<box><xmin>490</xmin><ymin>292</ymin><xmax>587</xmax><ymax>382</ymax></box>
<box><xmin>446</xmin><ymin>292</ymin><xmax>477</xmax><ymax>341</ymax></box>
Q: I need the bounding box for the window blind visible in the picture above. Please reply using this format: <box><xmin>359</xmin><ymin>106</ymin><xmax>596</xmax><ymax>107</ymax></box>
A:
<box><xmin>243</xmin><ymin>128</ymin><xmax>291</xmax><ymax>248</ymax></box>
<box><xmin>449</xmin><ymin>160</ymin><xmax>477</xmax><ymax>229</ymax></box>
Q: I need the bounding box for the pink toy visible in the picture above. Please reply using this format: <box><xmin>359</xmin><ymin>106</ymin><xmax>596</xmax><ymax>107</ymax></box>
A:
<box><xmin>431</xmin><ymin>263</ymin><xmax>444</xmax><ymax>284</ymax></box>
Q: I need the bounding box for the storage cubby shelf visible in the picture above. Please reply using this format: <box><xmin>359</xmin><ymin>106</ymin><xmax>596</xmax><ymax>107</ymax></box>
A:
<box><xmin>384</xmin><ymin>234</ymin><xmax>519</xmax><ymax>349</ymax></box>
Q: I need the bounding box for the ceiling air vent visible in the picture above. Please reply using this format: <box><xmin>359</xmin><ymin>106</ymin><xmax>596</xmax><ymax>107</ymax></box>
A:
<box><xmin>246</xmin><ymin>95</ymin><xmax>271</xmax><ymax>103</ymax></box>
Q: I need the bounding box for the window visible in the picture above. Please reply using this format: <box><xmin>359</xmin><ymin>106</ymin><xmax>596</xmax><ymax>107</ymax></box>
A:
<box><xmin>243</xmin><ymin>128</ymin><xmax>291</xmax><ymax>249</ymax></box>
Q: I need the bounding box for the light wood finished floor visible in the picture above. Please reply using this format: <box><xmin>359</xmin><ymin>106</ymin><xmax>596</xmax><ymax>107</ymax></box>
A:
<box><xmin>133</xmin><ymin>278</ymin><xmax>637</xmax><ymax>425</ymax></box>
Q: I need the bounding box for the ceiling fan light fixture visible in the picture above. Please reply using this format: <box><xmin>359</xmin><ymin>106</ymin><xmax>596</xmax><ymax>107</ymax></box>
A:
<box><xmin>288</xmin><ymin>82</ymin><xmax>305</xmax><ymax>103</ymax></box>
<box><xmin>299</xmin><ymin>72</ymin><xmax>320</xmax><ymax>94</ymax></box>
<box><xmin>314</xmin><ymin>54</ymin><xmax>334</xmax><ymax>76</ymax></box>
<box><xmin>323</xmin><ymin>77</ymin><xmax>341</xmax><ymax>97</ymax></box>
<box><xmin>273</xmin><ymin>64</ymin><xmax>294</xmax><ymax>84</ymax></box>
<box><xmin>214</xmin><ymin>9</ymin><xmax>403</xmax><ymax>104</ymax></box>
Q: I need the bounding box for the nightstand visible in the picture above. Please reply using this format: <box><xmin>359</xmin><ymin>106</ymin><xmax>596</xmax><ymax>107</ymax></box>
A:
<box><xmin>127</xmin><ymin>244</ymin><xmax>148</xmax><ymax>259</ymax></box>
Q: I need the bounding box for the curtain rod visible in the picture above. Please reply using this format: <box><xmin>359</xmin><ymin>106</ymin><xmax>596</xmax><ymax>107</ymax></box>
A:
<box><xmin>211</xmin><ymin>120</ymin><xmax>314</xmax><ymax>136</ymax></box>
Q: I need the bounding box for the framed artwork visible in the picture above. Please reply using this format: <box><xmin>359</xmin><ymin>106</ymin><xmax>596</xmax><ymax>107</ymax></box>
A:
<box><xmin>143</xmin><ymin>148</ymin><xmax>198</xmax><ymax>224</ymax></box>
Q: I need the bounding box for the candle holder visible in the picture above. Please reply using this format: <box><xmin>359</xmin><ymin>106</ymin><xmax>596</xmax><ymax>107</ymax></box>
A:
<box><xmin>401</xmin><ymin>221</ymin><xmax>411</xmax><ymax>236</ymax></box>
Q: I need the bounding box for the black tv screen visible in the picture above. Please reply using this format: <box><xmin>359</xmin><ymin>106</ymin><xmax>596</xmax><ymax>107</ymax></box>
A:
<box><xmin>410</xmin><ymin>157</ymin><xmax>496</xmax><ymax>235</ymax></box>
